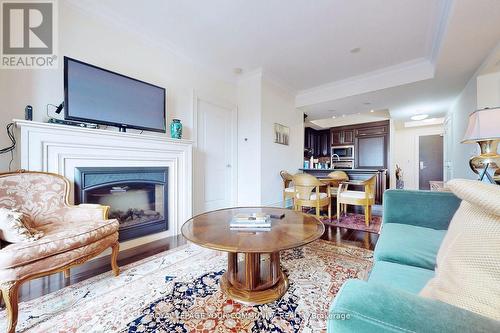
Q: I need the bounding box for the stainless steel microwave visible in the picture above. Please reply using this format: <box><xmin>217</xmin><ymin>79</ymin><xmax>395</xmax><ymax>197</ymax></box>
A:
<box><xmin>331</xmin><ymin>145</ymin><xmax>355</xmax><ymax>160</ymax></box>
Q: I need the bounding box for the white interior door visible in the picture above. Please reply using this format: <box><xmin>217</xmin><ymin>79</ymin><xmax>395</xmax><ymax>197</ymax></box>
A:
<box><xmin>195</xmin><ymin>98</ymin><xmax>236</xmax><ymax>213</ymax></box>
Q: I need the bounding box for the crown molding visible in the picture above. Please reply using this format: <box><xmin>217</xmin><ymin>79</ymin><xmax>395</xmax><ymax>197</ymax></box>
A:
<box><xmin>428</xmin><ymin>0</ymin><xmax>454</xmax><ymax>65</ymax></box>
<box><xmin>296</xmin><ymin>58</ymin><xmax>435</xmax><ymax>108</ymax></box>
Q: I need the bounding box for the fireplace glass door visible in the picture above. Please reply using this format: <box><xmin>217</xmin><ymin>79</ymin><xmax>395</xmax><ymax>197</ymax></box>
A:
<box><xmin>75</xmin><ymin>167</ymin><xmax>168</xmax><ymax>241</ymax></box>
<box><xmin>85</xmin><ymin>182</ymin><xmax>165</xmax><ymax>229</ymax></box>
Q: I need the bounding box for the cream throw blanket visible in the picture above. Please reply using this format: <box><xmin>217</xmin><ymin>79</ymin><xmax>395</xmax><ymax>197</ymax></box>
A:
<box><xmin>420</xmin><ymin>179</ymin><xmax>500</xmax><ymax>320</ymax></box>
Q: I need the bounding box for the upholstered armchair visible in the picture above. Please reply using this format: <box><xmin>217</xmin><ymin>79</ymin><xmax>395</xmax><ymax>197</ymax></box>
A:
<box><xmin>0</xmin><ymin>171</ymin><xmax>120</xmax><ymax>333</ymax></box>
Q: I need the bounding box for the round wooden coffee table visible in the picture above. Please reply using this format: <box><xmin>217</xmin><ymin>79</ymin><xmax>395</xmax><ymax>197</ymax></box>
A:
<box><xmin>181</xmin><ymin>207</ymin><xmax>324</xmax><ymax>305</ymax></box>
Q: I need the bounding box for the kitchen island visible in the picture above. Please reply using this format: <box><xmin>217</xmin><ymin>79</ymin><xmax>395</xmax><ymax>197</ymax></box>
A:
<box><xmin>300</xmin><ymin>168</ymin><xmax>388</xmax><ymax>205</ymax></box>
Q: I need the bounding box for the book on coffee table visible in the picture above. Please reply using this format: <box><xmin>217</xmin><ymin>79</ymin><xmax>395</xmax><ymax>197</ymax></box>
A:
<box><xmin>230</xmin><ymin>213</ymin><xmax>271</xmax><ymax>228</ymax></box>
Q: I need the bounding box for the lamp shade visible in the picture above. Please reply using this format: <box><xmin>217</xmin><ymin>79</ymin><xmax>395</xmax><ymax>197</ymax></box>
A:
<box><xmin>462</xmin><ymin>107</ymin><xmax>500</xmax><ymax>143</ymax></box>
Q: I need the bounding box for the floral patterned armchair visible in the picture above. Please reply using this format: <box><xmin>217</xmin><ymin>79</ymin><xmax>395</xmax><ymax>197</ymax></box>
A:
<box><xmin>0</xmin><ymin>171</ymin><xmax>120</xmax><ymax>333</ymax></box>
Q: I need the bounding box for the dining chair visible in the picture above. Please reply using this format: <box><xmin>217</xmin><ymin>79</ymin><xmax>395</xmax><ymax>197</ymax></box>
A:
<box><xmin>327</xmin><ymin>171</ymin><xmax>349</xmax><ymax>198</ymax></box>
<box><xmin>293</xmin><ymin>173</ymin><xmax>331</xmax><ymax>219</ymax></box>
<box><xmin>280</xmin><ymin>170</ymin><xmax>295</xmax><ymax>208</ymax></box>
<box><xmin>337</xmin><ymin>175</ymin><xmax>376</xmax><ymax>226</ymax></box>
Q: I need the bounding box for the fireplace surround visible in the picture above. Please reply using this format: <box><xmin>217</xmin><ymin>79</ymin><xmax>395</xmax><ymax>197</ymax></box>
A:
<box><xmin>75</xmin><ymin>167</ymin><xmax>169</xmax><ymax>241</ymax></box>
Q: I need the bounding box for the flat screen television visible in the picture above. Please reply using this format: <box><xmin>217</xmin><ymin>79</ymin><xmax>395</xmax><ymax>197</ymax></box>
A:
<box><xmin>64</xmin><ymin>56</ymin><xmax>166</xmax><ymax>133</ymax></box>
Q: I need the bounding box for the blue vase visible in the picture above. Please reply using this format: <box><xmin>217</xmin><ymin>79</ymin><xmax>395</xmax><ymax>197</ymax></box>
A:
<box><xmin>170</xmin><ymin>119</ymin><xmax>182</xmax><ymax>139</ymax></box>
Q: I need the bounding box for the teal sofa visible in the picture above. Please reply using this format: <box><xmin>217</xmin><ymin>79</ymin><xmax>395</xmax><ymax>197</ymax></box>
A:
<box><xmin>328</xmin><ymin>189</ymin><xmax>500</xmax><ymax>332</ymax></box>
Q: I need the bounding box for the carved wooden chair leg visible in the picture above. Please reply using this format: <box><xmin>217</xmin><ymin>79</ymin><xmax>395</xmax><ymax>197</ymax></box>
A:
<box><xmin>111</xmin><ymin>242</ymin><xmax>120</xmax><ymax>276</ymax></box>
<box><xmin>64</xmin><ymin>269</ymin><xmax>70</xmax><ymax>279</ymax></box>
<box><xmin>1</xmin><ymin>281</ymin><xmax>20</xmax><ymax>333</ymax></box>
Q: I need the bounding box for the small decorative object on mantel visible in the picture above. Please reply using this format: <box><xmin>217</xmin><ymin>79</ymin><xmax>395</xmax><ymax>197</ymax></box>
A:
<box><xmin>274</xmin><ymin>123</ymin><xmax>289</xmax><ymax>145</ymax></box>
<box><xmin>462</xmin><ymin>107</ymin><xmax>500</xmax><ymax>184</ymax></box>
<box><xmin>170</xmin><ymin>119</ymin><xmax>183</xmax><ymax>139</ymax></box>
<box><xmin>395</xmin><ymin>164</ymin><xmax>404</xmax><ymax>189</ymax></box>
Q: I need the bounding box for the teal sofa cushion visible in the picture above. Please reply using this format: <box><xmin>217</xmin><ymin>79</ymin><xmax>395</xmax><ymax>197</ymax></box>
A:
<box><xmin>383</xmin><ymin>190</ymin><xmax>461</xmax><ymax>230</ymax></box>
<box><xmin>368</xmin><ymin>261</ymin><xmax>434</xmax><ymax>294</ymax></box>
<box><xmin>374</xmin><ymin>223</ymin><xmax>446</xmax><ymax>270</ymax></box>
<box><xmin>328</xmin><ymin>280</ymin><xmax>500</xmax><ymax>333</ymax></box>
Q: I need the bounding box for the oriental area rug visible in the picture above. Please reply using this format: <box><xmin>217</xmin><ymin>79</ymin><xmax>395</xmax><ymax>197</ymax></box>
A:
<box><xmin>0</xmin><ymin>240</ymin><xmax>373</xmax><ymax>333</ymax></box>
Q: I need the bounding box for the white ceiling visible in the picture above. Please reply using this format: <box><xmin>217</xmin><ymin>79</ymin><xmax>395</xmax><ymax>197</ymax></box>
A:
<box><xmin>68</xmin><ymin>0</ymin><xmax>444</xmax><ymax>88</ymax></box>
<box><xmin>68</xmin><ymin>0</ymin><xmax>500</xmax><ymax>122</ymax></box>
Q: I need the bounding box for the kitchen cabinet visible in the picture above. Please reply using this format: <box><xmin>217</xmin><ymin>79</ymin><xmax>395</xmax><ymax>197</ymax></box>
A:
<box><xmin>318</xmin><ymin>130</ymin><xmax>330</xmax><ymax>157</ymax></box>
<box><xmin>304</xmin><ymin>127</ymin><xmax>317</xmax><ymax>155</ymax></box>
<box><xmin>305</xmin><ymin>128</ymin><xmax>330</xmax><ymax>157</ymax></box>
<box><xmin>356</xmin><ymin>135</ymin><xmax>387</xmax><ymax>169</ymax></box>
<box><xmin>305</xmin><ymin>120</ymin><xmax>389</xmax><ymax>167</ymax></box>
<box><xmin>331</xmin><ymin>129</ymin><xmax>354</xmax><ymax>145</ymax></box>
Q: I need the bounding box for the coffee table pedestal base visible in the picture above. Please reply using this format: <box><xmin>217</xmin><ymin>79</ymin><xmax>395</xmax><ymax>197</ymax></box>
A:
<box><xmin>220</xmin><ymin>252</ymin><xmax>289</xmax><ymax>305</ymax></box>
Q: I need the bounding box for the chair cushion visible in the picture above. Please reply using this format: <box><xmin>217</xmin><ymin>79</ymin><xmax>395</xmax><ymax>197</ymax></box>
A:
<box><xmin>0</xmin><ymin>219</ymin><xmax>119</xmax><ymax>269</ymax></box>
<box><xmin>374</xmin><ymin>223</ymin><xmax>447</xmax><ymax>270</ymax></box>
<box><xmin>339</xmin><ymin>190</ymin><xmax>374</xmax><ymax>199</ymax></box>
<box><xmin>308</xmin><ymin>192</ymin><xmax>328</xmax><ymax>200</ymax></box>
<box><xmin>0</xmin><ymin>233</ymin><xmax>118</xmax><ymax>282</ymax></box>
<box><xmin>369</xmin><ymin>261</ymin><xmax>435</xmax><ymax>294</ymax></box>
<box><xmin>420</xmin><ymin>179</ymin><xmax>500</xmax><ymax>320</ymax></box>
<box><xmin>284</xmin><ymin>187</ymin><xmax>295</xmax><ymax>193</ymax></box>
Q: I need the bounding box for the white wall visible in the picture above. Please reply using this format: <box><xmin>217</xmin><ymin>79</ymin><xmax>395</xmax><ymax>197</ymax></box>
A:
<box><xmin>260</xmin><ymin>78</ymin><xmax>303</xmax><ymax>206</ymax></box>
<box><xmin>477</xmin><ymin>71</ymin><xmax>500</xmax><ymax>108</ymax></box>
<box><xmin>446</xmin><ymin>79</ymin><xmax>478</xmax><ymax>179</ymax></box>
<box><xmin>393</xmin><ymin>124</ymin><xmax>443</xmax><ymax>189</ymax></box>
<box><xmin>445</xmin><ymin>42</ymin><xmax>500</xmax><ymax>180</ymax></box>
<box><xmin>236</xmin><ymin>73</ymin><xmax>262</xmax><ymax>205</ymax></box>
<box><xmin>236</xmin><ymin>72</ymin><xmax>302</xmax><ymax>206</ymax></box>
<box><xmin>0</xmin><ymin>1</ymin><xmax>237</xmax><ymax>171</ymax></box>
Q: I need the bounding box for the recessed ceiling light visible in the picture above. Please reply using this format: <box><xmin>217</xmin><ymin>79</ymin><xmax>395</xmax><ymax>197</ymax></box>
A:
<box><xmin>350</xmin><ymin>47</ymin><xmax>361</xmax><ymax>54</ymax></box>
<box><xmin>411</xmin><ymin>114</ymin><xmax>429</xmax><ymax>121</ymax></box>
<box><xmin>370</xmin><ymin>110</ymin><xmax>374</xmax><ymax>113</ymax></box>
<box><xmin>332</xmin><ymin>116</ymin><xmax>336</xmax><ymax>119</ymax></box>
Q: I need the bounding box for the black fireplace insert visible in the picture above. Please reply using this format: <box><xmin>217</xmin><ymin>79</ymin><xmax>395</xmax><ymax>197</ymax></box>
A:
<box><xmin>74</xmin><ymin>167</ymin><xmax>168</xmax><ymax>241</ymax></box>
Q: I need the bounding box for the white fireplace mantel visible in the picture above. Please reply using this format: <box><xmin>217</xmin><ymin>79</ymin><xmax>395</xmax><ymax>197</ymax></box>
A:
<box><xmin>14</xmin><ymin>119</ymin><xmax>193</xmax><ymax>248</ymax></box>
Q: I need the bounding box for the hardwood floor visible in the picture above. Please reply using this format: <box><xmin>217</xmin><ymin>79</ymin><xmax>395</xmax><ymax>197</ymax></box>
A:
<box><xmin>15</xmin><ymin>223</ymin><xmax>377</xmax><ymax>304</ymax></box>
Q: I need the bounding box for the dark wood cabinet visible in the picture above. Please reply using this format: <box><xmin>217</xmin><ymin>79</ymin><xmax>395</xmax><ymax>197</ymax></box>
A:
<box><xmin>331</xmin><ymin>129</ymin><xmax>354</xmax><ymax>145</ymax></box>
<box><xmin>305</xmin><ymin>128</ymin><xmax>330</xmax><ymax>157</ymax></box>
<box><xmin>318</xmin><ymin>130</ymin><xmax>330</xmax><ymax>157</ymax></box>
<box><xmin>343</xmin><ymin>129</ymin><xmax>354</xmax><ymax>144</ymax></box>
<box><xmin>304</xmin><ymin>127</ymin><xmax>317</xmax><ymax>155</ymax></box>
<box><xmin>355</xmin><ymin>126</ymin><xmax>387</xmax><ymax>137</ymax></box>
<box><xmin>331</xmin><ymin>130</ymin><xmax>342</xmax><ymax>145</ymax></box>
<box><xmin>306</xmin><ymin>120</ymin><xmax>389</xmax><ymax>167</ymax></box>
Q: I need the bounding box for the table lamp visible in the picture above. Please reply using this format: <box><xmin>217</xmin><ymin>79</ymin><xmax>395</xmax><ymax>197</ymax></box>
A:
<box><xmin>462</xmin><ymin>107</ymin><xmax>500</xmax><ymax>183</ymax></box>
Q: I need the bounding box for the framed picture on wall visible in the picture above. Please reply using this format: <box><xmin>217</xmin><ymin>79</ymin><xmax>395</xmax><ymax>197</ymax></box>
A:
<box><xmin>274</xmin><ymin>123</ymin><xmax>289</xmax><ymax>145</ymax></box>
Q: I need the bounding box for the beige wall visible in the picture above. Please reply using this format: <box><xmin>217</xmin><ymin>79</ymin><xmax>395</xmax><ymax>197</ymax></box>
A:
<box><xmin>0</xmin><ymin>1</ymin><xmax>237</xmax><ymax>172</ymax></box>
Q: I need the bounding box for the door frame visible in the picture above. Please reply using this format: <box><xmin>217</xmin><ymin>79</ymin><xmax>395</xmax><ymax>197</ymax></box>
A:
<box><xmin>192</xmin><ymin>90</ymin><xmax>238</xmax><ymax>214</ymax></box>
<box><xmin>414</xmin><ymin>129</ymin><xmax>444</xmax><ymax>190</ymax></box>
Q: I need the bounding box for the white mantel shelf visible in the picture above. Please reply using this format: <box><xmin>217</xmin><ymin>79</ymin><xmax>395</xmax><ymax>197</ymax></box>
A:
<box><xmin>14</xmin><ymin>119</ymin><xmax>193</xmax><ymax>249</ymax></box>
<box><xmin>14</xmin><ymin>119</ymin><xmax>194</xmax><ymax>145</ymax></box>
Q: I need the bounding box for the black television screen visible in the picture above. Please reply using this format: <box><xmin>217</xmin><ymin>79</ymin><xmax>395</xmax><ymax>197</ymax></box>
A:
<box><xmin>64</xmin><ymin>57</ymin><xmax>166</xmax><ymax>133</ymax></box>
